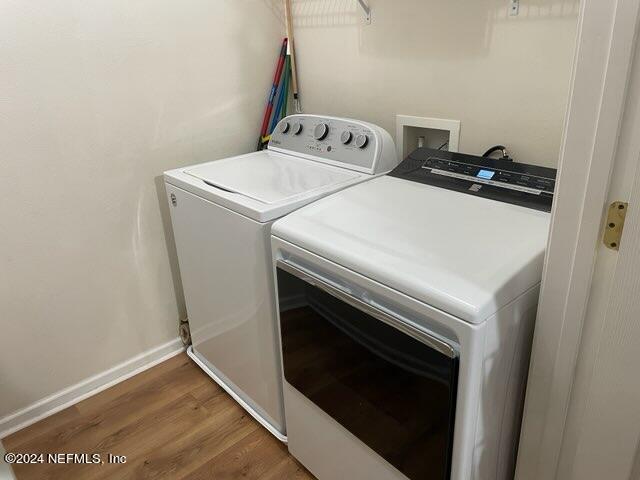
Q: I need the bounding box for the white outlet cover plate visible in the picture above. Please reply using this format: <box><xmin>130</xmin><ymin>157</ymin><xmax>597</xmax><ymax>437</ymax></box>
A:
<box><xmin>395</xmin><ymin>114</ymin><xmax>461</xmax><ymax>160</ymax></box>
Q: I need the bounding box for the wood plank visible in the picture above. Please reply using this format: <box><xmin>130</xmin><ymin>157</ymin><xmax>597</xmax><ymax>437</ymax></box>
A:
<box><xmin>263</xmin><ymin>455</ymin><xmax>315</xmax><ymax>480</ymax></box>
<box><xmin>110</xmin><ymin>400</ymin><xmax>258</xmax><ymax>480</ymax></box>
<box><xmin>189</xmin><ymin>379</ymin><xmax>223</xmax><ymax>403</ymax></box>
<box><xmin>10</xmin><ymin>394</ymin><xmax>209</xmax><ymax>480</ymax></box>
<box><xmin>2</xmin><ymin>405</ymin><xmax>82</xmax><ymax>452</ymax></box>
<box><xmin>3</xmin><ymin>353</ymin><xmax>190</xmax><ymax>452</ymax></box>
<box><xmin>180</xmin><ymin>428</ymin><xmax>288</xmax><ymax>480</ymax></box>
<box><xmin>7</xmin><ymin>357</ymin><xmax>209</xmax><ymax>456</ymax></box>
<box><xmin>4</xmin><ymin>353</ymin><xmax>316</xmax><ymax>480</ymax></box>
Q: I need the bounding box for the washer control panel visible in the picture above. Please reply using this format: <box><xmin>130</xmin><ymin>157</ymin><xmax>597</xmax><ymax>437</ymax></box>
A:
<box><xmin>269</xmin><ymin>115</ymin><xmax>378</xmax><ymax>171</ymax></box>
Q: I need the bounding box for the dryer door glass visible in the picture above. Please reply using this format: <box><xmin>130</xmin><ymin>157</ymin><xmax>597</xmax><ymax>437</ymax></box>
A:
<box><xmin>277</xmin><ymin>263</ymin><xmax>459</xmax><ymax>480</ymax></box>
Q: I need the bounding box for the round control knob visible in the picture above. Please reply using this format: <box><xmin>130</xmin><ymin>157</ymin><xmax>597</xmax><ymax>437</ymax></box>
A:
<box><xmin>292</xmin><ymin>122</ymin><xmax>303</xmax><ymax>135</ymax></box>
<box><xmin>340</xmin><ymin>131</ymin><xmax>353</xmax><ymax>145</ymax></box>
<box><xmin>314</xmin><ymin>123</ymin><xmax>329</xmax><ymax>141</ymax></box>
<box><xmin>277</xmin><ymin>121</ymin><xmax>290</xmax><ymax>134</ymax></box>
<box><xmin>355</xmin><ymin>134</ymin><xmax>369</xmax><ymax>149</ymax></box>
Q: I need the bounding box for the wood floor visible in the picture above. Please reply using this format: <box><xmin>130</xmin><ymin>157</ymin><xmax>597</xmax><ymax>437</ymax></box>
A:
<box><xmin>1</xmin><ymin>353</ymin><xmax>314</xmax><ymax>480</ymax></box>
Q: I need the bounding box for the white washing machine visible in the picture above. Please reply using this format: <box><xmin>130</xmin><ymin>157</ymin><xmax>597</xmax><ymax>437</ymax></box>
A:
<box><xmin>164</xmin><ymin>114</ymin><xmax>397</xmax><ymax>441</ymax></box>
<box><xmin>271</xmin><ymin>148</ymin><xmax>556</xmax><ymax>478</ymax></box>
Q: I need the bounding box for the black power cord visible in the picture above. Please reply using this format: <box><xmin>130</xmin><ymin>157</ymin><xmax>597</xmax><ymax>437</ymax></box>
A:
<box><xmin>437</xmin><ymin>140</ymin><xmax>449</xmax><ymax>151</ymax></box>
<box><xmin>482</xmin><ymin>145</ymin><xmax>513</xmax><ymax>161</ymax></box>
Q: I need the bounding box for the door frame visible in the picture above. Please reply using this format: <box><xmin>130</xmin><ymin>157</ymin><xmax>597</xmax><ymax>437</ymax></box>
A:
<box><xmin>515</xmin><ymin>1</ymin><xmax>640</xmax><ymax>478</ymax></box>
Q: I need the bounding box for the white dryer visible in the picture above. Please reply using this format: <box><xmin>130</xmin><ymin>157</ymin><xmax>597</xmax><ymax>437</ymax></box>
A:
<box><xmin>164</xmin><ymin>114</ymin><xmax>397</xmax><ymax>441</ymax></box>
<box><xmin>271</xmin><ymin>149</ymin><xmax>556</xmax><ymax>478</ymax></box>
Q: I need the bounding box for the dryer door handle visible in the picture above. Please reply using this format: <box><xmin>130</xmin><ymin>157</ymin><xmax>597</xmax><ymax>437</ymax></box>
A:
<box><xmin>276</xmin><ymin>259</ymin><xmax>458</xmax><ymax>359</ymax></box>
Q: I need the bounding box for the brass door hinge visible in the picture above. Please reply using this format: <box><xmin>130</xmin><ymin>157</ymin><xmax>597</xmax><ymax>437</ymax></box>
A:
<box><xmin>603</xmin><ymin>201</ymin><xmax>629</xmax><ymax>250</ymax></box>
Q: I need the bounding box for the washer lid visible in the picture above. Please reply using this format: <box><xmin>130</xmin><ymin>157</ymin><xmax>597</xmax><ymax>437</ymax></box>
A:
<box><xmin>271</xmin><ymin>175</ymin><xmax>551</xmax><ymax>324</ymax></box>
<box><xmin>164</xmin><ymin>150</ymin><xmax>366</xmax><ymax>223</ymax></box>
<box><xmin>184</xmin><ymin>153</ymin><xmax>359</xmax><ymax>205</ymax></box>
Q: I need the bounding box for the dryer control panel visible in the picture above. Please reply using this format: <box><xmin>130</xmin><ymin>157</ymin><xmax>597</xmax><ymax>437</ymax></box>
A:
<box><xmin>268</xmin><ymin>114</ymin><xmax>396</xmax><ymax>174</ymax></box>
<box><xmin>390</xmin><ymin>148</ymin><xmax>557</xmax><ymax>212</ymax></box>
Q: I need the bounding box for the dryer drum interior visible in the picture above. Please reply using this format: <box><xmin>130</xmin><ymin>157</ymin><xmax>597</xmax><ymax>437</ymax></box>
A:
<box><xmin>277</xmin><ymin>263</ymin><xmax>459</xmax><ymax>480</ymax></box>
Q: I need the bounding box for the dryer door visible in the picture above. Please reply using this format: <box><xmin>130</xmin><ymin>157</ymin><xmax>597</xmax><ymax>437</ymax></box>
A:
<box><xmin>276</xmin><ymin>260</ymin><xmax>459</xmax><ymax>480</ymax></box>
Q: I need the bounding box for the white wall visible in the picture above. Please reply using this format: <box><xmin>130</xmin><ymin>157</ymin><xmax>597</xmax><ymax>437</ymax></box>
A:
<box><xmin>0</xmin><ymin>0</ymin><xmax>282</xmax><ymax>418</ymax></box>
<box><xmin>291</xmin><ymin>0</ymin><xmax>578</xmax><ymax>167</ymax></box>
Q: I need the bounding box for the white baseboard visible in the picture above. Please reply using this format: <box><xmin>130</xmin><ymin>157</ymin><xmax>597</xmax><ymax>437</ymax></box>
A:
<box><xmin>0</xmin><ymin>337</ymin><xmax>184</xmax><ymax>440</ymax></box>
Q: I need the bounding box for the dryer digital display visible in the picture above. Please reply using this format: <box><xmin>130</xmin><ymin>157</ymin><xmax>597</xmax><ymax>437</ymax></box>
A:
<box><xmin>476</xmin><ymin>169</ymin><xmax>495</xmax><ymax>179</ymax></box>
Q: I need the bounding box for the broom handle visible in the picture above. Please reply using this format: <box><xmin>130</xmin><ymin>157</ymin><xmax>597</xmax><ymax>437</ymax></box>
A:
<box><xmin>284</xmin><ymin>0</ymin><xmax>301</xmax><ymax>111</ymax></box>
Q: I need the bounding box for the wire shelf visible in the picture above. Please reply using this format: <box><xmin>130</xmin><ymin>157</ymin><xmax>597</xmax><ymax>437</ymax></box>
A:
<box><xmin>263</xmin><ymin>0</ymin><xmax>371</xmax><ymax>28</ymax></box>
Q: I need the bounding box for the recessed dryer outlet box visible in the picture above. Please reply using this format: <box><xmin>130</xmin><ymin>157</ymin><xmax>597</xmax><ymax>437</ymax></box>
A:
<box><xmin>396</xmin><ymin>115</ymin><xmax>461</xmax><ymax>160</ymax></box>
